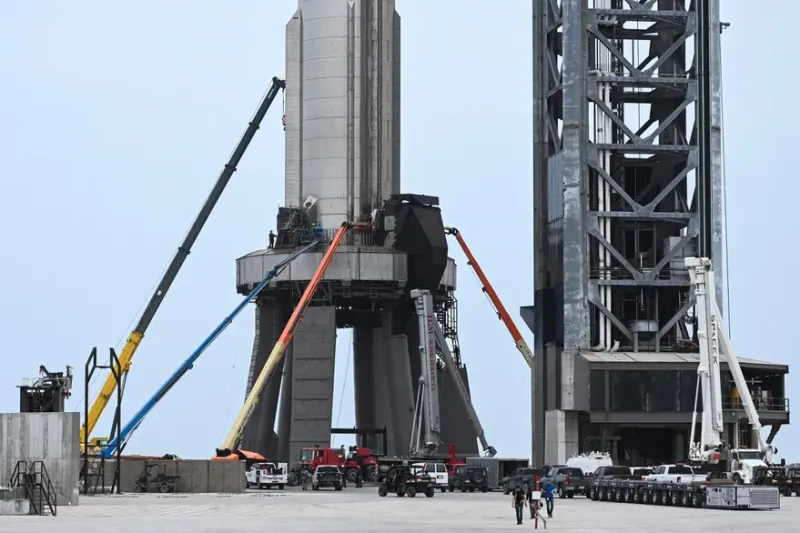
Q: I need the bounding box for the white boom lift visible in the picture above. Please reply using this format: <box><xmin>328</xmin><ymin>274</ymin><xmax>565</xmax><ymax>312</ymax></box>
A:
<box><xmin>686</xmin><ymin>257</ymin><xmax>777</xmax><ymax>481</ymax></box>
<box><xmin>409</xmin><ymin>289</ymin><xmax>497</xmax><ymax>458</ymax></box>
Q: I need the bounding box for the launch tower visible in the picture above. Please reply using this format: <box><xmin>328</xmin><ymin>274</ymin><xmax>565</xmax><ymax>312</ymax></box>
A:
<box><xmin>234</xmin><ymin>0</ymin><xmax>479</xmax><ymax>466</ymax></box>
<box><xmin>525</xmin><ymin>0</ymin><xmax>789</xmax><ymax>466</ymax></box>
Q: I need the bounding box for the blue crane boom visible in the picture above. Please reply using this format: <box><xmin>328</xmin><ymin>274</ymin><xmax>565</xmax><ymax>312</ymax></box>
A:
<box><xmin>102</xmin><ymin>239</ymin><xmax>319</xmax><ymax>458</ymax></box>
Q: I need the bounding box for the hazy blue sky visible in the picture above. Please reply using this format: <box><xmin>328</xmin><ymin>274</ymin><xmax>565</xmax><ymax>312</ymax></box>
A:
<box><xmin>1</xmin><ymin>1</ymin><xmax>797</xmax><ymax>462</ymax></box>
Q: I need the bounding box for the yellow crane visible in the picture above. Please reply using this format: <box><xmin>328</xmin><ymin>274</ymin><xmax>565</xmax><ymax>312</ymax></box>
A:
<box><xmin>80</xmin><ymin>77</ymin><xmax>286</xmax><ymax>448</ymax></box>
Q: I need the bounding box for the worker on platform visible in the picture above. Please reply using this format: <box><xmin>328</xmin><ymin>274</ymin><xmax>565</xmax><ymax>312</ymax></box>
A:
<box><xmin>511</xmin><ymin>486</ymin><xmax>527</xmax><ymax>525</ymax></box>
<box><xmin>268</xmin><ymin>230</ymin><xmax>276</xmax><ymax>249</ymax></box>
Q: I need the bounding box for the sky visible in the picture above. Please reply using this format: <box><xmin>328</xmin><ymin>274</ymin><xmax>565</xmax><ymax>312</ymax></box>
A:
<box><xmin>0</xmin><ymin>1</ymin><xmax>797</xmax><ymax>462</ymax></box>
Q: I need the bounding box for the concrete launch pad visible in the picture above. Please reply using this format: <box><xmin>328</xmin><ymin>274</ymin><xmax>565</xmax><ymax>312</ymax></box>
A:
<box><xmin>15</xmin><ymin>490</ymin><xmax>800</xmax><ymax>532</ymax></box>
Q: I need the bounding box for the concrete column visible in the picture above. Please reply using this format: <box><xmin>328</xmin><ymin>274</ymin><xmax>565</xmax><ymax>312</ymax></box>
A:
<box><xmin>375</xmin><ymin>309</ymin><xmax>414</xmax><ymax>456</ymax></box>
<box><xmin>438</xmin><ymin>365</ymin><xmax>479</xmax><ymax>456</ymax></box>
<box><xmin>276</xmin><ymin>345</ymin><xmax>294</xmax><ymax>463</ymax></box>
<box><xmin>352</xmin><ymin>327</ymin><xmax>378</xmax><ymax>432</ymax></box>
<box><xmin>241</xmin><ymin>299</ymin><xmax>285</xmax><ymax>460</ymax></box>
<box><xmin>287</xmin><ymin>306</ymin><xmax>337</xmax><ymax>467</ymax></box>
<box><xmin>544</xmin><ymin>409</ymin><xmax>579</xmax><ymax>465</ymax></box>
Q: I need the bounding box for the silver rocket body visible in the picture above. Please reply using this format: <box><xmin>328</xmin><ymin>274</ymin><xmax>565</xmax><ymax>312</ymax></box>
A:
<box><xmin>284</xmin><ymin>0</ymin><xmax>401</xmax><ymax>229</ymax></box>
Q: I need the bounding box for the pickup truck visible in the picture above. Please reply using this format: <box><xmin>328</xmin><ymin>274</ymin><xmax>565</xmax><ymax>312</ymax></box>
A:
<box><xmin>312</xmin><ymin>465</ymin><xmax>344</xmax><ymax>491</ymax></box>
<box><xmin>245</xmin><ymin>462</ymin><xmax>288</xmax><ymax>490</ymax></box>
<box><xmin>542</xmin><ymin>466</ymin><xmax>589</xmax><ymax>498</ymax></box>
<box><xmin>501</xmin><ymin>467</ymin><xmax>547</xmax><ymax>494</ymax></box>
<box><xmin>645</xmin><ymin>464</ymin><xmax>706</xmax><ymax>484</ymax></box>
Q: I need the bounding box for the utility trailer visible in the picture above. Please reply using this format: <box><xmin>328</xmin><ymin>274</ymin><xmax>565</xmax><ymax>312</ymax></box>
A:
<box><xmin>465</xmin><ymin>457</ymin><xmax>529</xmax><ymax>492</ymax></box>
<box><xmin>589</xmin><ymin>478</ymin><xmax>780</xmax><ymax>509</ymax></box>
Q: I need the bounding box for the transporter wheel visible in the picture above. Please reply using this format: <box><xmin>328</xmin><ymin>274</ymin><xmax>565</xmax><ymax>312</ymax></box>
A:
<box><xmin>600</xmin><ymin>487</ymin><xmax>608</xmax><ymax>501</ymax></box>
<box><xmin>425</xmin><ymin>487</ymin><xmax>435</xmax><ymax>498</ymax></box>
<box><xmin>590</xmin><ymin>488</ymin><xmax>599</xmax><ymax>501</ymax></box>
<box><xmin>644</xmin><ymin>490</ymin><xmax>653</xmax><ymax>504</ymax></box>
<box><xmin>378</xmin><ymin>485</ymin><xmax>388</xmax><ymax>497</ymax></box>
<box><xmin>654</xmin><ymin>490</ymin><xmax>663</xmax><ymax>505</ymax></box>
<box><xmin>694</xmin><ymin>492</ymin><xmax>704</xmax><ymax>508</ymax></box>
<box><xmin>407</xmin><ymin>485</ymin><xmax>417</xmax><ymax>498</ymax></box>
<box><xmin>614</xmin><ymin>488</ymin><xmax>622</xmax><ymax>501</ymax></box>
<box><xmin>681</xmin><ymin>491</ymin><xmax>690</xmax><ymax>507</ymax></box>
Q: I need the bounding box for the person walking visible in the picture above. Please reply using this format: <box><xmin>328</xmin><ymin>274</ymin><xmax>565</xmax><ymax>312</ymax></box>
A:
<box><xmin>511</xmin><ymin>486</ymin><xmax>527</xmax><ymax>525</ymax></box>
<box><xmin>543</xmin><ymin>479</ymin><xmax>555</xmax><ymax>518</ymax></box>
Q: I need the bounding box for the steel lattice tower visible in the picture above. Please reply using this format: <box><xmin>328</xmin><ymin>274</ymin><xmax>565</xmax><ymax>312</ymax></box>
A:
<box><xmin>529</xmin><ymin>0</ymin><xmax>726</xmax><ymax>465</ymax></box>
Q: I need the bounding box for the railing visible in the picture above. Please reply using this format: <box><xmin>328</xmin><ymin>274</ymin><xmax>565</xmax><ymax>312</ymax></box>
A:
<box><xmin>9</xmin><ymin>460</ymin><xmax>57</xmax><ymax>516</ymax></box>
<box><xmin>722</xmin><ymin>397</ymin><xmax>789</xmax><ymax>413</ymax></box>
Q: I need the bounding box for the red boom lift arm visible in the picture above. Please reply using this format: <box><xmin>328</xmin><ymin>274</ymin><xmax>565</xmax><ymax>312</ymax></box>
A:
<box><xmin>444</xmin><ymin>227</ymin><xmax>533</xmax><ymax>368</ymax></box>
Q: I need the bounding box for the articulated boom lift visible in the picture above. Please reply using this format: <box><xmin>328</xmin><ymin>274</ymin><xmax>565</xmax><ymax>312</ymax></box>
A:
<box><xmin>81</xmin><ymin>76</ymin><xmax>286</xmax><ymax>448</ymax></box>
<box><xmin>686</xmin><ymin>257</ymin><xmax>776</xmax><ymax>467</ymax></box>
<box><xmin>444</xmin><ymin>227</ymin><xmax>533</xmax><ymax>368</ymax></box>
<box><xmin>215</xmin><ymin>222</ymin><xmax>358</xmax><ymax>458</ymax></box>
<box><xmin>101</xmin><ymin>238</ymin><xmax>319</xmax><ymax>459</ymax></box>
<box><xmin>410</xmin><ymin>289</ymin><xmax>497</xmax><ymax>458</ymax></box>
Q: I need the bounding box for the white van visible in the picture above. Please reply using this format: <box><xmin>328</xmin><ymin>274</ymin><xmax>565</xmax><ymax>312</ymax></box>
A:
<box><xmin>565</xmin><ymin>452</ymin><xmax>613</xmax><ymax>476</ymax></box>
<box><xmin>412</xmin><ymin>462</ymin><xmax>448</xmax><ymax>491</ymax></box>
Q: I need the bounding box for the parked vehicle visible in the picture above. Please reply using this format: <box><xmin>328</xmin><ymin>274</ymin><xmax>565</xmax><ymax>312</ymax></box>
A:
<box><xmin>465</xmin><ymin>457</ymin><xmax>528</xmax><ymax>492</ymax></box>
<box><xmin>501</xmin><ymin>467</ymin><xmax>547</xmax><ymax>494</ymax></box>
<box><xmin>245</xmin><ymin>462</ymin><xmax>287</xmax><ymax>490</ymax></box>
<box><xmin>132</xmin><ymin>463</ymin><xmax>179</xmax><ymax>493</ymax></box>
<box><xmin>645</xmin><ymin>464</ymin><xmax>706</xmax><ymax>484</ymax></box>
<box><xmin>378</xmin><ymin>465</ymin><xmax>435</xmax><ymax>498</ymax></box>
<box><xmin>542</xmin><ymin>466</ymin><xmax>589</xmax><ymax>498</ymax></box>
<box><xmin>449</xmin><ymin>465</ymin><xmax>489</xmax><ymax>493</ymax></box>
<box><xmin>312</xmin><ymin>465</ymin><xmax>344</xmax><ymax>491</ymax></box>
<box><xmin>630</xmin><ymin>467</ymin><xmax>653</xmax><ymax>480</ymax></box>
<box><xmin>412</xmin><ymin>462</ymin><xmax>448</xmax><ymax>492</ymax></box>
<box><xmin>565</xmin><ymin>451</ymin><xmax>613</xmax><ymax>475</ymax></box>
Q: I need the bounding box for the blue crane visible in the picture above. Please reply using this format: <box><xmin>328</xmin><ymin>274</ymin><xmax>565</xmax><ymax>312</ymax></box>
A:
<box><xmin>102</xmin><ymin>239</ymin><xmax>320</xmax><ymax>458</ymax></box>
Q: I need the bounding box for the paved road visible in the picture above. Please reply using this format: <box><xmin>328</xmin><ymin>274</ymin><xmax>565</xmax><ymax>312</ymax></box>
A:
<box><xmin>7</xmin><ymin>487</ymin><xmax>800</xmax><ymax>532</ymax></box>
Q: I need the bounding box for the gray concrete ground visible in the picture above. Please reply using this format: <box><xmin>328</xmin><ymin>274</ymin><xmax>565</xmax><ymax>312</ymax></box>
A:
<box><xmin>4</xmin><ymin>488</ymin><xmax>799</xmax><ymax>532</ymax></box>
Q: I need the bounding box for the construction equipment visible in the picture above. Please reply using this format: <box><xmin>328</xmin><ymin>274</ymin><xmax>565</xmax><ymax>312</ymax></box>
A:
<box><xmin>589</xmin><ymin>257</ymin><xmax>780</xmax><ymax>510</ymax></box>
<box><xmin>409</xmin><ymin>289</ymin><xmax>497</xmax><ymax>458</ymax></box>
<box><xmin>101</xmin><ymin>238</ymin><xmax>319</xmax><ymax>459</ymax></box>
<box><xmin>444</xmin><ymin>227</ymin><xmax>533</xmax><ymax>368</ymax></box>
<box><xmin>80</xmin><ymin>76</ymin><xmax>287</xmax><ymax>448</ymax></box>
<box><xmin>686</xmin><ymin>257</ymin><xmax>776</xmax><ymax>468</ymax></box>
<box><xmin>215</xmin><ymin>222</ymin><xmax>354</xmax><ymax>458</ymax></box>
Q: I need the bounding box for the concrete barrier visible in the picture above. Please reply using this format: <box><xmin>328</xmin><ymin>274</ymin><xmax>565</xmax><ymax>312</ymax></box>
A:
<box><xmin>0</xmin><ymin>412</ymin><xmax>81</xmax><ymax>506</ymax></box>
<box><xmin>100</xmin><ymin>459</ymin><xmax>245</xmax><ymax>493</ymax></box>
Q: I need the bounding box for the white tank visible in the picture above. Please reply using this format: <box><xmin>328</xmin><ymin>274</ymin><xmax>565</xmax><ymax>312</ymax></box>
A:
<box><xmin>284</xmin><ymin>0</ymin><xmax>400</xmax><ymax>230</ymax></box>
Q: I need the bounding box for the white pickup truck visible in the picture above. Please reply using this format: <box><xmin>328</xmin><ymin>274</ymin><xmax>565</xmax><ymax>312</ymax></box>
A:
<box><xmin>245</xmin><ymin>462</ymin><xmax>288</xmax><ymax>490</ymax></box>
<box><xmin>645</xmin><ymin>464</ymin><xmax>706</xmax><ymax>484</ymax></box>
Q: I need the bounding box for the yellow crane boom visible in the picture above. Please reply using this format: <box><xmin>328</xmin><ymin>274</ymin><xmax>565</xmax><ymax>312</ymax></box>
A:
<box><xmin>80</xmin><ymin>77</ymin><xmax>286</xmax><ymax>446</ymax></box>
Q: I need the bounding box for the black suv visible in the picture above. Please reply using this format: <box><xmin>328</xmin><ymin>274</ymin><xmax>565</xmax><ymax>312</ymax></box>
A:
<box><xmin>449</xmin><ymin>465</ymin><xmax>489</xmax><ymax>493</ymax></box>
